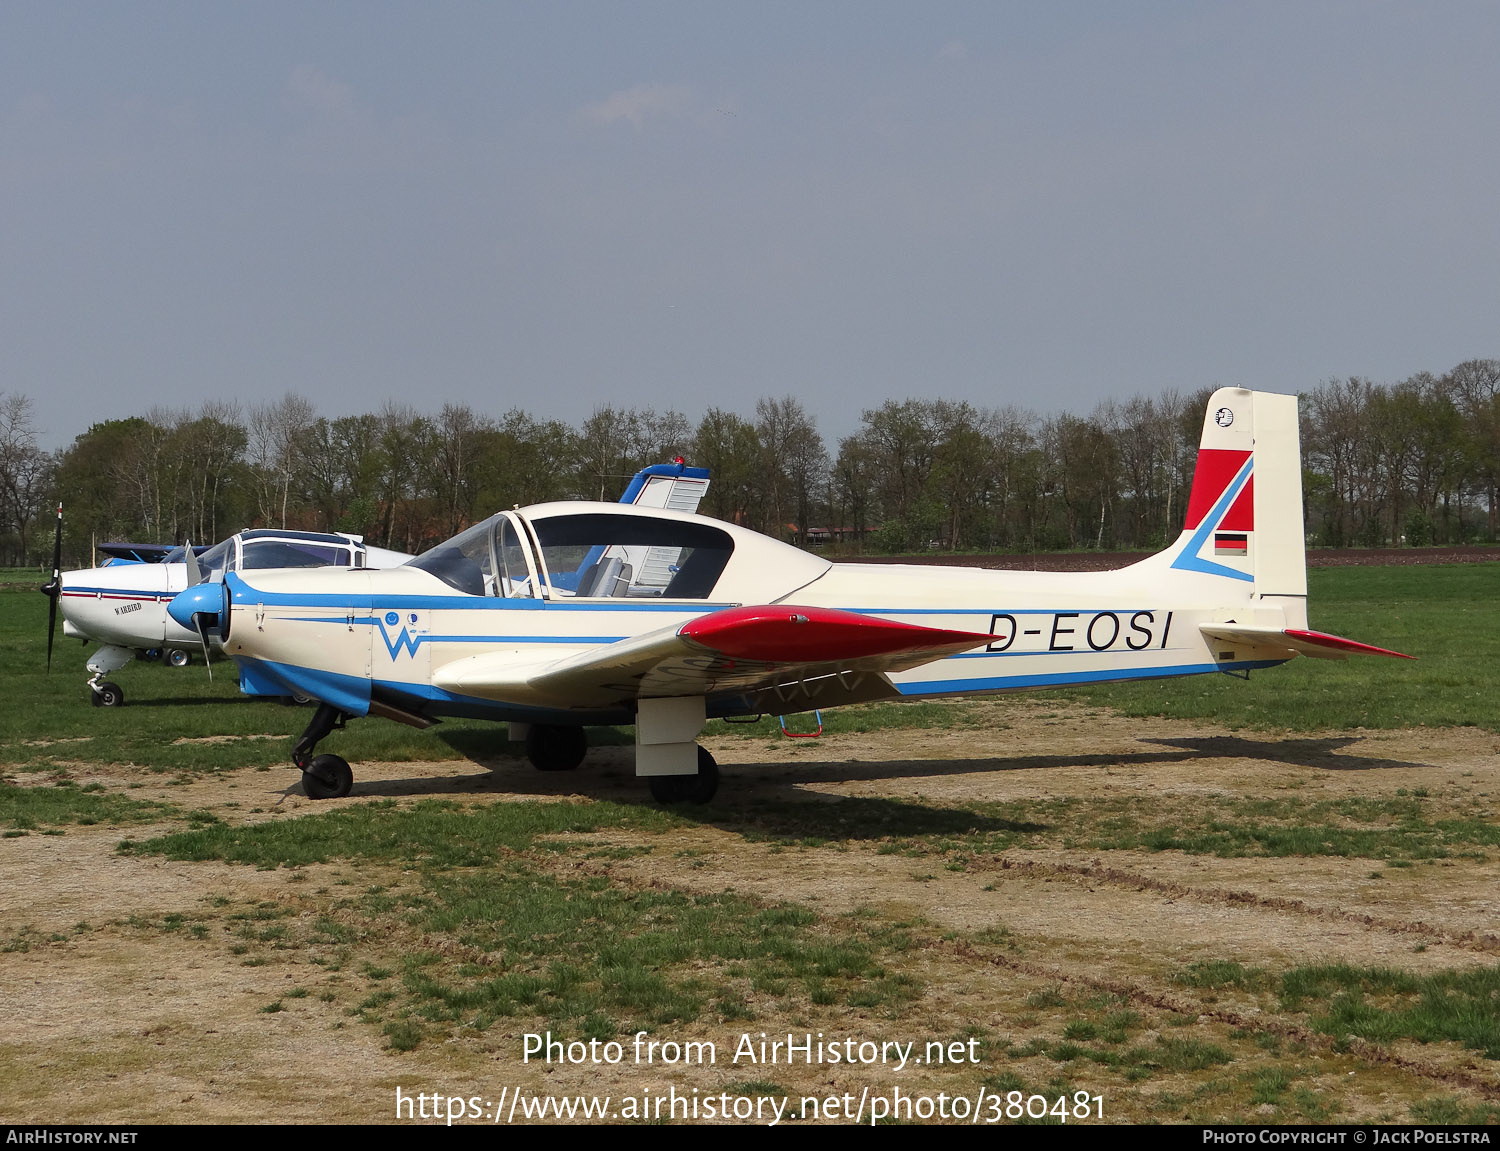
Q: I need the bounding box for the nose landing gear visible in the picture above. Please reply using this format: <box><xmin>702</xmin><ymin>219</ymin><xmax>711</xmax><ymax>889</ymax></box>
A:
<box><xmin>292</xmin><ymin>703</ymin><xmax>353</xmax><ymax>799</ymax></box>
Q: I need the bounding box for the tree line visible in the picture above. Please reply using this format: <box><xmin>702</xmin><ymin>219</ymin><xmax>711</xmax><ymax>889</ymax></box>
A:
<box><xmin>2</xmin><ymin>357</ymin><xmax>1496</xmax><ymax>568</ymax></box>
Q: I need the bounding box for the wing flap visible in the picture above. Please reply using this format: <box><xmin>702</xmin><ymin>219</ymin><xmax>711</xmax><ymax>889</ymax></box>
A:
<box><xmin>432</xmin><ymin>605</ymin><xmax>996</xmax><ymax>708</ymax></box>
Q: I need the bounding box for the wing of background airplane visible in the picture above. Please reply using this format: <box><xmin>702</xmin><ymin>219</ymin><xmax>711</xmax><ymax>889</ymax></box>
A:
<box><xmin>432</xmin><ymin>605</ymin><xmax>996</xmax><ymax>709</ymax></box>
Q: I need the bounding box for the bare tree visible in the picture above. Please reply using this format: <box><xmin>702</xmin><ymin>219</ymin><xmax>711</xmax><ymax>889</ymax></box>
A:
<box><xmin>427</xmin><ymin>403</ymin><xmax>496</xmax><ymax>536</ymax></box>
<box><xmin>248</xmin><ymin>393</ymin><xmax>317</xmax><ymax>528</ymax></box>
<box><xmin>0</xmin><ymin>392</ymin><xmax>50</xmax><ymax>563</ymax></box>
<box><xmin>755</xmin><ymin>396</ymin><xmax>825</xmax><ymax>542</ymax></box>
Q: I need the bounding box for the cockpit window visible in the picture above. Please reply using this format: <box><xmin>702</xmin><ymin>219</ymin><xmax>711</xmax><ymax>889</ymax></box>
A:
<box><xmin>241</xmin><ymin>541</ymin><xmax>352</xmax><ymax>569</ymax></box>
<box><xmin>531</xmin><ymin>513</ymin><xmax>732</xmax><ymax>599</ymax></box>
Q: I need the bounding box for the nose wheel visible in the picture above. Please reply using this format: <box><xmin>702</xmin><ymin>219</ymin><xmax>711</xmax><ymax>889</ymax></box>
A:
<box><xmin>89</xmin><ymin>681</ymin><xmax>125</xmax><ymax>708</ymax></box>
<box><xmin>301</xmin><ymin>754</ymin><xmax>353</xmax><ymax>799</ymax></box>
<box><xmin>292</xmin><ymin>703</ymin><xmax>352</xmax><ymax>799</ymax></box>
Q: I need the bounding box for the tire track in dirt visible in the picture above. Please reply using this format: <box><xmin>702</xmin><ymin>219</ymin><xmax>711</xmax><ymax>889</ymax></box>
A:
<box><xmin>585</xmin><ymin>854</ymin><xmax>1500</xmax><ymax>1101</ymax></box>
<box><xmin>946</xmin><ymin>939</ymin><xmax>1500</xmax><ymax>1100</ymax></box>
<box><xmin>981</xmin><ymin>856</ymin><xmax>1500</xmax><ymax>956</ymax></box>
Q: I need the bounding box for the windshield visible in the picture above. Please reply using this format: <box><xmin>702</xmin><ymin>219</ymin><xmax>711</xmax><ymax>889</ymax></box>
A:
<box><xmin>407</xmin><ymin>519</ymin><xmax>492</xmax><ymax>595</ymax></box>
<box><xmin>408</xmin><ymin>515</ymin><xmax>538</xmax><ymax>597</ymax></box>
<box><xmin>194</xmin><ymin>539</ymin><xmax>233</xmax><ymax>577</ymax></box>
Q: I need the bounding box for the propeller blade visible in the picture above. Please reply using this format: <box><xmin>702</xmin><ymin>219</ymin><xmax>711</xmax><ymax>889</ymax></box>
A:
<box><xmin>43</xmin><ymin>503</ymin><xmax>62</xmax><ymax>673</ymax></box>
<box><xmin>195</xmin><ymin>615</ymin><xmax>214</xmax><ymax>683</ymax></box>
<box><xmin>183</xmin><ymin>540</ymin><xmax>203</xmax><ymax>587</ymax></box>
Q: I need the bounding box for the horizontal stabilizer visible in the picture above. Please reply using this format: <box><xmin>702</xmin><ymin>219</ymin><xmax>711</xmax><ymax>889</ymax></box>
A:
<box><xmin>1199</xmin><ymin>623</ymin><xmax>1413</xmax><ymax>661</ymax></box>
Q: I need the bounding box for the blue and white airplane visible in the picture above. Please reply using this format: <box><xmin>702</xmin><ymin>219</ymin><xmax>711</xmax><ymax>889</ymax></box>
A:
<box><xmin>48</xmin><ymin>529</ymin><xmax>414</xmax><ymax>706</ymax></box>
<box><xmin>54</xmin><ymin>462</ymin><xmax>711</xmax><ymax>708</ymax></box>
<box><xmin>169</xmin><ymin>392</ymin><xmax>1408</xmax><ymax>803</ymax></box>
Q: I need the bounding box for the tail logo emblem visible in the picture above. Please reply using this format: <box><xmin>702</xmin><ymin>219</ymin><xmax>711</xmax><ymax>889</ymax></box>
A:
<box><xmin>1171</xmin><ymin>454</ymin><xmax>1255</xmax><ymax>582</ymax></box>
<box><xmin>1215</xmin><ymin>407</ymin><xmax>1235</xmax><ymax>427</ymax></box>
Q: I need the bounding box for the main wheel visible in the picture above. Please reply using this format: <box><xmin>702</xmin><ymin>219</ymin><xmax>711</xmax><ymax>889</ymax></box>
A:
<box><xmin>302</xmin><ymin>754</ymin><xmax>353</xmax><ymax>799</ymax></box>
<box><xmin>648</xmin><ymin>747</ymin><xmax>719</xmax><ymax>805</ymax></box>
<box><xmin>525</xmin><ymin>725</ymin><xmax>588</xmax><ymax>772</ymax></box>
<box><xmin>91</xmin><ymin>682</ymin><xmax>125</xmax><ymax>708</ymax></box>
<box><xmin>167</xmin><ymin>648</ymin><xmax>191</xmax><ymax>668</ymax></box>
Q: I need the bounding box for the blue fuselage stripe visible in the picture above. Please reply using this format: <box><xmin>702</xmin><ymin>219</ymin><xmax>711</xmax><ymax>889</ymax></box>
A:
<box><xmin>894</xmin><ymin>659</ymin><xmax>1284</xmax><ymax>696</ymax></box>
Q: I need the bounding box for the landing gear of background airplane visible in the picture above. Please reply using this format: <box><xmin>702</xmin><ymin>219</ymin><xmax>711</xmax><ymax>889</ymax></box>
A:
<box><xmin>166</xmin><ymin>648</ymin><xmax>191</xmax><ymax>668</ymax></box>
<box><xmin>292</xmin><ymin>703</ymin><xmax>352</xmax><ymax>799</ymax></box>
<box><xmin>83</xmin><ymin>645</ymin><xmax>133</xmax><ymax>708</ymax></box>
<box><xmin>525</xmin><ymin>724</ymin><xmax>588</xmax><ymax>772</ymax></box>
<box><xmin>648</xmin><ymin>746</ymin><xmax>718</xmax><ymax>805</ymax></box>
<box><xmin>89</xmin><ymin>681</ymin><xmax>124</xmax><ymax>708</ymax></box>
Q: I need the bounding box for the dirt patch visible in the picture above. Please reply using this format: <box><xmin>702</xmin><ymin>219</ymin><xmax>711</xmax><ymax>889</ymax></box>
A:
<box><xmin>3</xmin><ymin>700</ymin><xmax>1498</xmax><ymax>1122</ymax></box>
<box><xmin>171</xmin><ymin>734</ymin><xmax>283</xmax><ymax>746</ymax></box>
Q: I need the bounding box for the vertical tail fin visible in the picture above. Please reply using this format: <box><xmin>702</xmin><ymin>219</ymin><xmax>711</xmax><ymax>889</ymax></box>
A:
<box><xmin>1165</xmin><ymin>388</ymin><xmax>1307</xmax><ymax>615</ymax></box>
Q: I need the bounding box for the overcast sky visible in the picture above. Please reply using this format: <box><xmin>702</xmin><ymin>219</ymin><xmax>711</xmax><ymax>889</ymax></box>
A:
<box><xmin>3</xmin><ymin>1</ymin><xmax>1497</xmax><ymax>449</ymax></box>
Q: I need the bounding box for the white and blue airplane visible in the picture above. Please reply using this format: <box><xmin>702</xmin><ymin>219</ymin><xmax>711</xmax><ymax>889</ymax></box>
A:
<box><xmin>168</xmin><ymin>392</ymin><xmax>1408</xmax><ymax>803</ymax></box>
<box><xmin>50</xmin><ymin>462</ymin><xmax>711</xmax><ymax>709</ymax></box>
<box><xmin>47</xmin><ymin>528</ymin><xmax>414</xmax><ymax>706</ymax></box>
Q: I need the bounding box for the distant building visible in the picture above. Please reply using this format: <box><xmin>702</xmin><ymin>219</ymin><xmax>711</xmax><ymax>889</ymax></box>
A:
<box><xmin>803</xmin><ymin>525</ymin><xmax>877</xmax><ymax>545</ymax></box>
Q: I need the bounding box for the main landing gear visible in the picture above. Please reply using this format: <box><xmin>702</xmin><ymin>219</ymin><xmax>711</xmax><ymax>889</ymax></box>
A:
<box><xmin>292</xmin><ymin>703</ymin><xmax>353</xmax><ymax>799</ymax></box>
<box><xmin>288</xmin><ymin>711</ymin><xmax>718</xmax><ymax>804</ymax></box>
<box><xmin>648</xmin><ymin>747</ymin><xmax>719</xmax><ymax>805</ymax></box>
<box><xmin>524</xmin><ymin>724</ymin><xmax>589</xmax><ymax>772</ymax></box>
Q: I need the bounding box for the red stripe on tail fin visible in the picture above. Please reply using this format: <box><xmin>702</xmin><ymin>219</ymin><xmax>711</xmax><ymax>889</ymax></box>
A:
<box><xmin>1184</xmin><ymin>448</ymin><xmax>1253</xmax><ymax>530</ymax></box>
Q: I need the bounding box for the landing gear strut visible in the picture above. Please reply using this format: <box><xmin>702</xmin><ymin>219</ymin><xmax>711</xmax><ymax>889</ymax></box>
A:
<box><xmin>292</xmin><ymin>703</ymin><xmax>353</xmax><ymax>799</ymax></box>
<box><xmin>648</xmin><ymin>746</ymin><xmax>718</xmax><ymax>805</ymax></box>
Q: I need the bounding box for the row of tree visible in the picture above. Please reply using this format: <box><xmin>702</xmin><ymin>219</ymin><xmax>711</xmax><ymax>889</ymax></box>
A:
<box><xmin>2</xmin><ymin>358</ymin><xmax>1496</xmax><ymax>567</ymax></box>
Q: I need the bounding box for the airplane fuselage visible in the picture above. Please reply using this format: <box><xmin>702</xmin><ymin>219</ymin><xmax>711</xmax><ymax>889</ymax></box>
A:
<box><xmin>220</xmin><ymin>542</ymin><xmax>1296</xmax><ymax>729</ymax></box>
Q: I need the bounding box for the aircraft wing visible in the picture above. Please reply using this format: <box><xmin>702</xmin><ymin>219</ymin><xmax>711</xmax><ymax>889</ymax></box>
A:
<box><xmin>1199</xmin><ymin>624</ymin><xmax>1413</xmax><ymax>661</ymax></box>
<box><xmin>432</xmin><ymin>605</ymin><xmax>996</xmax><ymax>710</ymax></box>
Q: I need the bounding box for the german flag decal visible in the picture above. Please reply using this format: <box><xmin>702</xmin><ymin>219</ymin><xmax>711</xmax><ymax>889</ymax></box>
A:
<box><xmin>1214</xmin><ymin>532</ymin><xmax>1248</xmax><ymax>556</ymax></box>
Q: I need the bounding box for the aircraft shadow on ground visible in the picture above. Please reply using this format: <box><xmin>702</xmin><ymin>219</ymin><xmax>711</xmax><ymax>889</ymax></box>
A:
<box><xmin>331</xmin><ymin>762</ymin><xmax>1049</xmax><ymax>841</ymax></box>
<box><xmin>98</xmin><ymin>695</ymin><xmax>263</xmax><ymax>710</ymax></box>
<box><xmin>313</xmin><ymin>733</ymin><xmax>1430</xmax><ymax>841</ymax></box>
<box><xmin>1139</xmin><ymin>734</ymin><xmax>1430</xmax><ymax>772</ymax></box>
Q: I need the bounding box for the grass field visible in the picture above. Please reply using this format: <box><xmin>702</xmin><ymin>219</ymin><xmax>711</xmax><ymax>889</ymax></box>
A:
<box><xmin>4</xmin><ymin>563</ymin><xmax>1494</xmax><ymax>775</ymax></box>
<box><xmin>1057</xmin><ymin>565</ymin><xmax>1499</xmax><ymax>731</ymax></box>
<box><xmin>2</xmin><ymin>562</ymin><xmax>1499</xmax><ymax>1124</ymax></box>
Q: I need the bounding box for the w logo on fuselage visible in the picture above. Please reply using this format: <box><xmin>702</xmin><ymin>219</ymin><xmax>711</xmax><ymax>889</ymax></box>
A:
<box><xmin>373</xmin><ymin>610</ymin><xmax>428</xmax><ymax>659</ymax></box>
